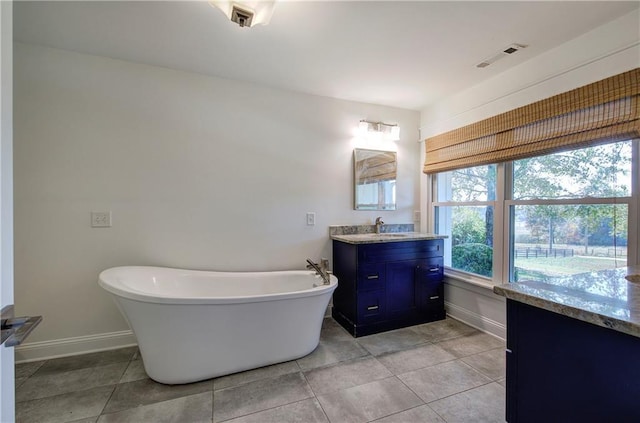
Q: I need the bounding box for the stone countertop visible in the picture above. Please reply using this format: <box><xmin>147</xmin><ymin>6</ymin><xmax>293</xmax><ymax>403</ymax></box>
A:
<box><xmin>331</xmin><ymin>232</ymin><xmax>447</xmax><ymax>244</ymax></box>
<box><xmin>494</xmin><ymin>265</ymin><xmax>640</xmax><ymax>338</ymax></box>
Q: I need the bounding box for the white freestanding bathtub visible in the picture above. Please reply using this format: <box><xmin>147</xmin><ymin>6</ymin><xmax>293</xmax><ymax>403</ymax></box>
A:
<box><xmin>98</xmin><ymin>266</ymin><xmax>337</xmax><ymax>384</ymax></box>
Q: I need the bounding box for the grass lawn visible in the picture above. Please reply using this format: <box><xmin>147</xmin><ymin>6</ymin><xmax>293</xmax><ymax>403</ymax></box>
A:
<box><xmin>514</xmin><ymin>255</ymin><xmax>627</xmax><ymax>281</ymax></box>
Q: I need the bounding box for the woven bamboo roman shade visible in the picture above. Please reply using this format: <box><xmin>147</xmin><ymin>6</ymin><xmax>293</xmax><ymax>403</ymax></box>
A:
<box><xmin>423</xmin><ymin>68</ymin><xmax>640</xmax><ymax>174</ymax></box>
<box><xmin>355</xmin><ymin>149</ymin><xmax>397</xmax><ymax>184</ymax></box>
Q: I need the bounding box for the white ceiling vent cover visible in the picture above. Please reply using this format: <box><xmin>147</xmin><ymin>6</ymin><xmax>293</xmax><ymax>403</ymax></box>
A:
<box><xmin>231</xmin><ymin>5</ymin><xmax>254</xmax><ymax>27</ymax></box>
<box><xmin>476</xmin><ymin>43</ymin><xmax>528</xmax><ymax>68</ymax></box>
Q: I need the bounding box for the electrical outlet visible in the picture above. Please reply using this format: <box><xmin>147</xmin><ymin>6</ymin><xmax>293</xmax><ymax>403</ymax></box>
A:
<box><xmin>91</xmin><ymin>211</ymin><xmax>112</xmax><ymax>228</ymax></box>
<box><xmin>306</xmin><ymin>212</ymin><xmax>316</xmax><ymax>226</ymax></box>
<box><xmin>414</xmin><ymin>210</ymin><xmax>421</xmax><ymax>222</ymax></box>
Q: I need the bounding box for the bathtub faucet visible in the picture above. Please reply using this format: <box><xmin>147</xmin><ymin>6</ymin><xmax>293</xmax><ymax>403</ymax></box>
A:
<box><xmin>306</xmin><ymin>258</ymin><xmax>331</xmax><ymax>285</ymax></box>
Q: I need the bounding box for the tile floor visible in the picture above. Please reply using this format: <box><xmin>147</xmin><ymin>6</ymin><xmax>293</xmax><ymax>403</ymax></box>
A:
<box><xmin>15</xmin><ymin>317</ymin><xmax>506</xmax><ymax>423</ymax></box>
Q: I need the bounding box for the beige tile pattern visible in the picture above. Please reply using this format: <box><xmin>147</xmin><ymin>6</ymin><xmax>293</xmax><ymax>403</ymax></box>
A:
<box><xmin>16</xmin><ymin>362</ymin><xmax>128</xmax><ymax>402</ymax></box>
<box><xmin>103</xmin><ymin>378</ymin><xmax>213</xmax><ymax>414</ymax></box>
<box><xmin>68</xmin><ymin>418</ymin><xmax>99</xmax><ymax>423</ymax></box>
<box><xmin>118</xmin><ymin>359</ymin><xmax>148</xmax><ymax>384</ymax></box>
<box><xmin>213</xmin><ymin>360</ymin><xmax>300</xmax><ymax>391</ymax></box>
<box><xmin>437</xmin><ymin>332</ymin><xmax>505</xmax><ymax>358</ymax></box>
<box><xmin>357</xmin><ymin>327</ymin><xmax>429</xmax><ymax>356</ymax></box>
<box><xmin>373</xmin><ymin>404</ymin><xmax>446</xmax><ymax>423</ymax></box>
<box><xmin>213</xmin><ymin>372</ymin><xmax>313</xmax><ymax>422</ymax></box>
<box><xmin>429</xmin><ymin>382</ymin><xmax>506</xmax><ymax>423</ymax></box>
<box><xmin>222</xmin><ymin>398</ymin><xmax>329</xmax><ymax>423</ymax></box>
<box><xmin>376</xmin><ymin>343</ymin><xmax>456</xmax><ymax>375</ymax></box>
<box><xmin>410</xmin><ymin>318</ymin><xmax>479</xmax><ymax>342</ymax></box>
<box><xmin>304</xmin><ymin>356</ymin><xmax>392</xmax><ymax>395</ymax></box>
<box><xmin>296</xmin><ymin>339</ymin><xmax>369</xmax><ymax>371</ymax></box>
<box><xmin>15</xmin><ymin>360</ymin><xmax>45</xmax><ymax>379</ymax></box>
<box><xmin>16</xmin><ymin>385</ymin><xmax>114</xmax><ymax>423</ymax></box>
<box><xmin>461</xmin><ymin>347</ymin><xmax>506</xmax><ymax>380</ymax></box>
<box><xmin>398</xmin><ymin>360</ymin><xmax>492</xmax><ymax>403</ymax></box>
<box><xmin>317</xmin><ymin>377</ymin><xmax>423</xmax><ymax>423</ymax></box>
<box><xmin>14</xmin><ymin>317</ymin><xmax>506</xmax><ymax>423</ymax></box>
<box><xmin>97</xmin><ymin>392</ymin><xmax>213</xmax><ymax>423</ymax></box>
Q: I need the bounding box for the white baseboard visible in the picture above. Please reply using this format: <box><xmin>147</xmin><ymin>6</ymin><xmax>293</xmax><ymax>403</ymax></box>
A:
<box><xmin>446</xmin><ymin>301</ymin><xmax>506</xmax><ymax>341</ymax></box>
<box><xmin>15</xmin><ymin>330</ymin><xmax>137</xmax><ymax>363</ymax></box>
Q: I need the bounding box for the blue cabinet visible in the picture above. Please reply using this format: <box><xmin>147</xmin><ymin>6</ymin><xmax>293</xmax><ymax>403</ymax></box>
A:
<box><xmin>332</xmin><ymin>239</ymin><xmax>445</xmax><ymax>337</ymax></box>
<box><xmin>505</xmin><ymin>300</ymin><xmax>640</xmax><ymax>422</ymax></box>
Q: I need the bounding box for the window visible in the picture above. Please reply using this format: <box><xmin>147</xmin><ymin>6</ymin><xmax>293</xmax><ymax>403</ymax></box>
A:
<box><xmin>509</xmin><ymin>141</ymin><xmax>633</xmax><ymax>282</ymax></box>
<box><xmin>355</xmin><ymin>180</ymin><xmax>396</xmax><ymax>210</ymax></box>
<box><xmin>434</xmin><ymin>165</ymin><xmax>497</xmax><ymax>278</ymax></box>
<box><xmin>430</xmin><ymin>140</ymin><xmax>638</xmax><ymax>284</ymax></box>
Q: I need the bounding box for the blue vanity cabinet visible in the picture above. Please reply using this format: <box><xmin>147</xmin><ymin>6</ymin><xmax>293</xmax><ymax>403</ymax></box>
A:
<box><xmin>505</xmin><ymin>300</ymin><xmax>640</xmax><ymax>422</ymax></box>
<box><xmin>332</xmin><ymin>239</ymin><xmax>445</xmax><ymax>337</ymax></box>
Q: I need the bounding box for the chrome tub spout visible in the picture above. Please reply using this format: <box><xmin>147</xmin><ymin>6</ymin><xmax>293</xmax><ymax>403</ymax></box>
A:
<box><xmin>306</xmin><ymin>258</ymin><xmax>331</xmax><ymax>285</ymax></box>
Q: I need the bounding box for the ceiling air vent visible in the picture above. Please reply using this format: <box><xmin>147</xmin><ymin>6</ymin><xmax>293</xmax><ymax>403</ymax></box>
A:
<box><xmin>231</xmin><ymin>5</ymin><xmax>254</xmax><ymax>27</ymax></box>
<box><xmin>476</xmin><ymin>43</ymin><xmax>528</xmax><ymax>68</ymax></box>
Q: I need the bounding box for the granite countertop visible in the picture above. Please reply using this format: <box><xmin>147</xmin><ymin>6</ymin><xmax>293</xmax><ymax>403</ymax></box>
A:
<box><xmin>494</xmin><ymin>265</ymin><xmax>640</xmax><ymax>338</ymax></box>
<box><xmin>329</xmin><ymin>224</ymin><xmax>447</xmax><ymax>244</ymax></box>
<box><xmin>331</xmin><ymin>232</ymin><xmax>447</xmax><ymax>244</ymax></box>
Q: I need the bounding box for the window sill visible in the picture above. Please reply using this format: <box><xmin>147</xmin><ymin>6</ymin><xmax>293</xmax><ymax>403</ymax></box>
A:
<box><xmin>443</xmin><ymin>269</ymin><xmax>500</xmax><ymax>291</ymax></box>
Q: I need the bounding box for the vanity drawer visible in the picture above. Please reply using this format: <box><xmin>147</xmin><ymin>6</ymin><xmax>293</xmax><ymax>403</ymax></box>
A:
<box><xmin>357</xmin><ymin>263</ymin><xmax>386</xmax><ymax>291</ymax></box>
<box><xmin>358</xmin><ymin>239</ymin><xmax>443</xmax><ymax>263</ymax></box>
<box><xmin>357</xmin><ymin>290</ymin><xmax>386</xmax><ymax>324</ymax></box>
<box><xmin>422</xmin><ymin>281</ymin><xmax>443</xmax><ymax>307</ymax></box>
<box><xmin>416</xmin><ymin>258</ymin><xmax>444</xmax><ymax>283</ymax></box>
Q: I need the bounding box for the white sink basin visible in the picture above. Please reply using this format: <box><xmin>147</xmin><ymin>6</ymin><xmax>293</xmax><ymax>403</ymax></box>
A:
<box><xmin>375</xmin><ymin>233</ymin><xmax>412</xmax><ymax>238</ymax></box>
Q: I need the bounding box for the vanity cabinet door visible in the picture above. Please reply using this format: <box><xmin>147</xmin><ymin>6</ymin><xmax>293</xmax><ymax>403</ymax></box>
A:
<box><xmin>385</xmin><ymin>260</ymin><xmax>420</xmax><ymax>321</ymax></box>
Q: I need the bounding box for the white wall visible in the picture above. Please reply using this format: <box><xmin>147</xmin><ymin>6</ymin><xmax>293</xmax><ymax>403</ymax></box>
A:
<box><xmin>420</xmin><ymin>10</ymin><xmax>640</xmax><ymax>139</ymax></box>
<box><xmin>0</xmin><ymin>1</ymin><xmax>15</xmax><ymax>419</ymax></box>
<box><xmin>13</xmin><ymin>43</ymin><xmax>421</xmax><ymax>360</ymax></box>
<box><xmin>420</xmin><ymin>10</ymin><xmax>640</xmax><ymax>339</ymax></box>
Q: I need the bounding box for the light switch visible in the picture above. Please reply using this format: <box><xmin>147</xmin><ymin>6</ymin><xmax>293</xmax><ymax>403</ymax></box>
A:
<box><xmin>91</xmin><ymin>211</ymin><xmax>112</xmax><ymax>228</ymax></box>
<box><xmin>306</xmin><ymin>212</ymin><xmax>316</xmax><ymax>226</ymax></box>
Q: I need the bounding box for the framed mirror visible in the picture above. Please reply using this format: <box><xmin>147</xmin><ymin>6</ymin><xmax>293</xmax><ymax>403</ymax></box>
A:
<box><xmin>354</xmin><ymin>148</ymin><xmax>397</xmax><ymax>210</ymax></box>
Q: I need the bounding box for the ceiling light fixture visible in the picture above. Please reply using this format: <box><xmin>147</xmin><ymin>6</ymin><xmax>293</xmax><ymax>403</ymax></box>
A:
<box><xmin>209</xmin><ymin>1</ymin><xmax>276</xmax><ymax>28</ymax></box>
<box><xmin>359</xmin><ymin>120</ymin><xmax>400</xmax><ymax>142</ymax></box>
<box><xmin>476</xmin><ymin>43</ymin><xmax>528</xmax><ymax>68</ymax></box>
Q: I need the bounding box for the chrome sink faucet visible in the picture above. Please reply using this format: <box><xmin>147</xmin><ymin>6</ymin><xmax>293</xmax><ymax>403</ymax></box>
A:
<box><xmin>306</xmin><ymin>258</ymin><xmax>331</xmax><ymax>285</ymax></box>
<box><xmin>375</xmin><ymin>217</ymin><xmax>384</xmax><ymax>234</ymax></box>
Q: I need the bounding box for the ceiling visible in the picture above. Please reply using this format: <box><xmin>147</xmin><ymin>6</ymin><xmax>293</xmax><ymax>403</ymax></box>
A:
<box><xmin>13</xmin><ymin>1</ymin><xmax>640</xmax><ymax>111</ymax></box>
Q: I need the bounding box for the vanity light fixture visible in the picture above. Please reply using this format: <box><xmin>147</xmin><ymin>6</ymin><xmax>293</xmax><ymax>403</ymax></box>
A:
<box><xmin>359</xmin><ymin>120</ymin><xmax>400</xmax><ymax>142</ymax></box>
<box><xmin>209</xmin><ymin>1</ymin><xmax>276</xmax><ymax>27</ymax></box>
